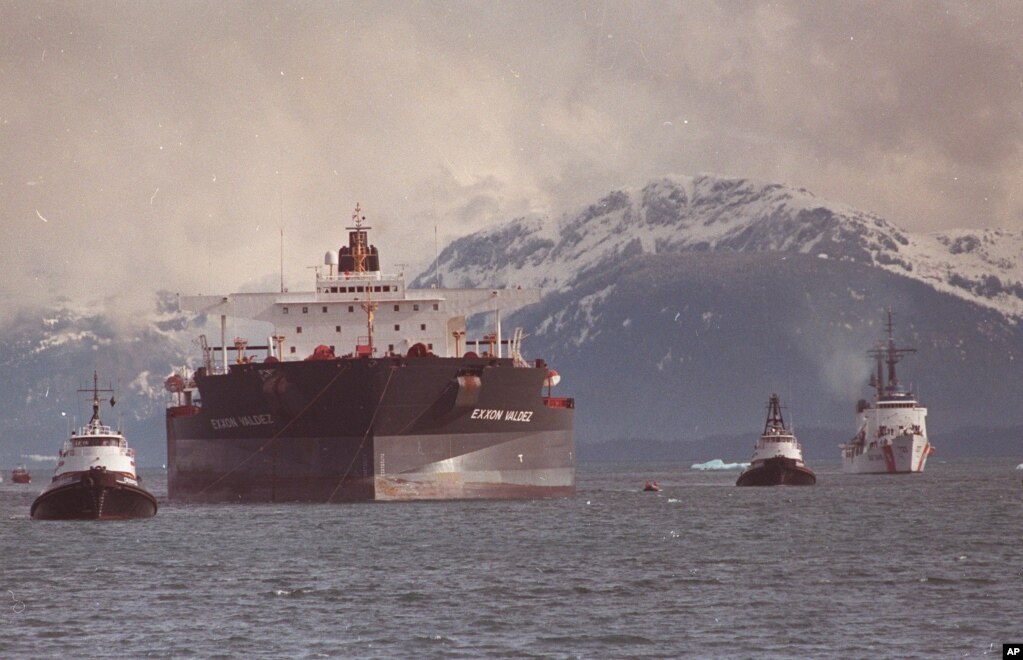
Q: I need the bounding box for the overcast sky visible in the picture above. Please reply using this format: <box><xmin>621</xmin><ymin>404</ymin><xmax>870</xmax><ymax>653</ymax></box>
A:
<box><xmin>2</xmin><ymin>1</ymin><xmax>1021</xmax><ymax>322</ymax></box>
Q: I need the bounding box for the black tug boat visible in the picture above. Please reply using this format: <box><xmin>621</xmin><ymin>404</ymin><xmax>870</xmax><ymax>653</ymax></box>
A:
<box><xmin>31</xmin><ymin>374</ymin><xmax>157</xmax><ymax>520</ymax></box>
<box><xmin>736</xmin><ymin>394</ymin><xmax>816</xmax><ymax>487</ymax></box>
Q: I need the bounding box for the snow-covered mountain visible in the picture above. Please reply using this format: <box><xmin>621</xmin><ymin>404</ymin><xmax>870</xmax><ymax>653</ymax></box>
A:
<box><xmin>415</xmin><ymin>174</ymin><xmax>1023</xmax><ymax>451</ymax></box>
<box><xmin>417</xmin><ymin>175</ymin><xmax>1023</xmax><ymax>321</ymax></box>
<box><xmin>0</xmin><ymin>292</ymin><xmax>196</xmax><ymax>468</ymax></box>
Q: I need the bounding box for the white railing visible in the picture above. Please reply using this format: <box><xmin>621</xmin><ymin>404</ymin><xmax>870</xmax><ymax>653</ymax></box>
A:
<box><xmin>317</xmin><ymin>271</ymin><xmax>403</xmax><ymax>283</ymax></box>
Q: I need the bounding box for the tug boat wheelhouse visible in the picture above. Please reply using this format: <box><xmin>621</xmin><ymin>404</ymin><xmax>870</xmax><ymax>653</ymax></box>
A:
<box><xmin>736</xmin><ymin>394</ymin><xmax>816</xmax><ymax>487</ymax></box>
<box><xmin>166</xmin><ymin>204</ymin><xmax>575</xmax><ymax>502</ymax></box>
<box><xmin>31</xmin><ymin>374</ymin><xmax>157</xmax><ymax>520</ymax></box>
<box><xmin>840</xmin><ymin>311</ymin><xmax>932</xmax><ymax>474</ymax></box>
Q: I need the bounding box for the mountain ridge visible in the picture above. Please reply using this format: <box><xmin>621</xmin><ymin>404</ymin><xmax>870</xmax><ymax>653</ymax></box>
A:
<box><xmin>3</xmin><ymin>172</ymin><xmax>1021</xmax><ymax>466</ymax></box>
<box><xmin>416</xmin><ymin>174</ymin><xmax>1023</xmax><ymax>320</ymax></box>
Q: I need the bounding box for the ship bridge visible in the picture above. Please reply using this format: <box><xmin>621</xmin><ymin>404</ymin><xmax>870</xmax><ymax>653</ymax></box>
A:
<box><xmin>178</xmin><ymin>205</ymin><xmax>542</xmax><ymax>370</ymax></box>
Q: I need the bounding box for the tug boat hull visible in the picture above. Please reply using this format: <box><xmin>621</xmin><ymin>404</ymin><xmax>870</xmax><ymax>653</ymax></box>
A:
<box><xmin>736</xmin><ymin>457</ymin><xmax>816</xmax><ymax>487</ymax></box>
<box><xmin>31</xmin><ymin>469</ymin><xmax>157</xmax><ymax>520</ymax></box>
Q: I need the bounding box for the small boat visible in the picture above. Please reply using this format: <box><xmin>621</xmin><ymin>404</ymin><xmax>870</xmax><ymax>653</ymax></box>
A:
<box><xmin>736</xmin><ymin>394</ymin><xmax>816</xmax><ymax>487</ymax></box>
<box><xmin>31</xmin><ymin>373</ymin><xmax>157</xmax><ymax>520</ymax></box>
<box><xmin>11</xmin><ymin>464</ymin><xmax>31</xmax><ymax>484</ymax></box>
<box><xmin>643</xmin><ymin>481</ymin><xmax>661</xmax><ymax>492</ymax></box>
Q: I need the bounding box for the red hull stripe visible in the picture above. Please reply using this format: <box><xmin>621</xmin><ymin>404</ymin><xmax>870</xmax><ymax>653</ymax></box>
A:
<box><xmin>915</xmin><ymin>443</ymin><xmax>929</xmax><ymax>472</ymax></box>
<box><xmin>882</xmin><ymin>445</ymin><xmax>896</xmax><ymax>473</ymax></box>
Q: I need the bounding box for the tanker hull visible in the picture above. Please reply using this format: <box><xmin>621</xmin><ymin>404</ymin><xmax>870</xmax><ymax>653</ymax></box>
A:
<box><xmin>167</xmin><ymin>357</ymin><xmax>575</xmax><ymax>503</ymax></box>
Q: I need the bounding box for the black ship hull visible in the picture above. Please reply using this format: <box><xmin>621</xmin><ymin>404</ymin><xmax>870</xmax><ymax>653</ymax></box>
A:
<box><xmin>167</xmin><ymin>356</ymin><xmax>576</xmax><ymax>502</ymax></box>
<box><xmin>31</xmin><ymin>469</ymin><xmax>158</xmax><ymax>520</ymax></box>
<box><xmin>736</xmin><ymin>457</ymin><xmax>816</xmax><ymax>487</ymax></box>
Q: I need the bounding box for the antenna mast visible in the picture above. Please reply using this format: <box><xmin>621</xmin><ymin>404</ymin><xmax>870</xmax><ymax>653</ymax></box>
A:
<box><xmin>278</xmin><ymin>190</ymin><xmax>286</xmax><ymax>292</ymax></box>
<box><xmin>867</xmin><ymin>308</ymin><xmax>916</xmax><ymax>397</ymax></box>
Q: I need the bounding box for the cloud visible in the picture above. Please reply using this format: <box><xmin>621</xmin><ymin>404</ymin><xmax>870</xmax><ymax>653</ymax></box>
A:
<box><xmin>1</xmin><ymin>1</ymin><xmax>1020</xmax><ymax>318</ymax></box>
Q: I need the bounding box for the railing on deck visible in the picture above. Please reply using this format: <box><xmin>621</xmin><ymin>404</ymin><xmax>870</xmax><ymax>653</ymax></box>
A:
<box><xmin>318</xmin><ymin>271</ymin><xmax>402</xmax><ymax>283</ymax></box>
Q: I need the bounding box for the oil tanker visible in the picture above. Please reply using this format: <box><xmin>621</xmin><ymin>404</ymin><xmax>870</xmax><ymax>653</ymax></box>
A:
<box><xmin>166</xmin><ymin>205</ymin><xmax>575</xmax><ymax>502</ymax></box>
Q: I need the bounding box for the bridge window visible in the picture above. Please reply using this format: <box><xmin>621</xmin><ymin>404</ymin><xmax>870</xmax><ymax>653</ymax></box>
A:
<box><xmin>336</xmin><ymin>326</ymin><xmax>341</xmax><ymax>333</ymax></box>
<box><xmin>374</xmin><ymin>286</ymin><xmax>381</xmax><ymax>293</ymax></box>
<box><xmin>394</xmin><ymin>324</ymin><xmax>400</xmax><ymax>331</ymax></box>
<box><xmin>322</xmin><ymin>306</ymin><xmax>328</xmax><ymax>313</ymax></box>
<box><xmin>394</xmin><ymin>304</ymin><xmax>400</xmax><ymax>311</ymax></box>
<box><xmin>290</xmin><ymin>346</ymin><xmax>296</xmax><ymax>354</ymax></box>
<box><xmin>302</xmin><ymin>307</ymin><xmax>308</xmax><ymax>314</ymax></box>
<box><xmin>348</xmin><ymin>306</ymin><xmax>354</xmax><ymax>313</ymax></box>
<box><xmin>297</xmin><ymin>327</ymin><xmax>302</xmax><ymax>334</ymax></box>
<box><xmin>413</xmin><ymin>304</ymin><xmax>420</xmax><ymax>311</ymax></box>
<box><xmin>433</xmin><ymin>303</ymin><xmax>439</xmax><ymax>311</ymax></box>
<box><xmin>420</xmin><ymin>324</ymin><xmax>426</xmax><ymax>331</ymax></box>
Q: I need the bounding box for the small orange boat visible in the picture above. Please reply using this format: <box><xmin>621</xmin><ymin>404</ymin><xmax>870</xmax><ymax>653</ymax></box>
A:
<box><xmin>11</xmin><ymin>464</ymin><xmax>32</xmax><ymax>484</ymax></box>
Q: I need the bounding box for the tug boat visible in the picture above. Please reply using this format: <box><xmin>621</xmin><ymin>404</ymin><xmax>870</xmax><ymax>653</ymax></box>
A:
<box><xmin>736</xmin><ymin>394</ymin><xmax>816</xmax><ymax>487</ymax></box>
<box><xmin>11</xmin><ymin>464</ymin><xmax>31</xmax><ymax>484</ymax></box>
<box><xmin>31</xmin><ymin>373</ymin><xmax>157</xmax><ymax>520</ymax></box>
<box><xmin>839</xmin><ymin>310</ymin><xmax>932</xmax><ymax>474</ymax></box>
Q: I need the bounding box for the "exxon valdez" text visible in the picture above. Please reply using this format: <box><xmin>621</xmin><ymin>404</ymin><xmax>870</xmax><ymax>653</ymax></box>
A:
<box><xmin>470</xmin><ymin>408</ymin><xmax>533</xmax><ymax>423</ymax></box>
<box><xmin>210</xmin><ymin>414</ymin><xmax>274</xmax><ymax>430</ymax></box>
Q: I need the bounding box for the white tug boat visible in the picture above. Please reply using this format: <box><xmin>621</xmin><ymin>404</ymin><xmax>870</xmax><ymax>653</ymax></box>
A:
<box><xmin>840</xmin><ymin>311</ymin><xmax>933</xmax><ymax>474</ymax></box>
<box><xmin>736</xmin><ymin>394</ymin><xmax>816</xmax><ymax>487</ymax></box>
<box><xmin>31</xmin><ymin>373</ymin><xmax>157</xmax><ymax>520</ymax></box>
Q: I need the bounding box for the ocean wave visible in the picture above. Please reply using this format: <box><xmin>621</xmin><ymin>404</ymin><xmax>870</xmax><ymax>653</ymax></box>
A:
<box><xmin>1016</xmin><ymin>463</ymin><xmax>1023</xmax><ymax>470</ymax></box>
<box><xmin>691</xmin><ymin>459</ymin><xmax>749</xmax><ymax>471</ymax></box>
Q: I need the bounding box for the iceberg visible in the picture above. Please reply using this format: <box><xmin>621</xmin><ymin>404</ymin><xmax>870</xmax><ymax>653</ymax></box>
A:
<box><xmin>691</xmin><ymin>459</ymin><xmax>750</xmax><ymax>471</ymax></box>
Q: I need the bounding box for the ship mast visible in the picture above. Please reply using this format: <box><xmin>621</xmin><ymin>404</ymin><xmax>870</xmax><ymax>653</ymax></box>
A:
<box><xmin>763</xmin><ymin>393</ymin><xmax>787</xmax><ymax>434</ymax></box>
<box><xmin>80</xmin><ymin>371</ymin><xmax>115</xmax><ymax>427</ymax></box>
<box><xmin>867</xmin><ymin>308</ymin><xmax>916</xmax><ymax>398</ymax></box>
<box><xmin>349</xmin><ymin>203</ymin><xmax>378</xmax><ymax>354</ymax></box>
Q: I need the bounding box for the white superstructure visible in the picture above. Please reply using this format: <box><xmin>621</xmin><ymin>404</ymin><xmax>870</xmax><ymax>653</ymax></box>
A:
<box><xmin>748</xmin><ymin>397</ymin><xmax>806</xmax><ymax>466</ymax></box>
<box><xmin>840</xmin><ymin>312</ymin><xmax>933</xmax><ymax>474</ymax></box>
<box><xmin>50</xmin><ymin>374</ymin><xmax>140</xmax><ymax>486</ymax></box>
<box><xmin>178</xmin><ymin>204</ymin><xmax>541</xmax><ymax>370</ymax></box>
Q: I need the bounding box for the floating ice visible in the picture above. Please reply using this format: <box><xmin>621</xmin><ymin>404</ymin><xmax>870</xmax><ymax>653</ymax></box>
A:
<box><xmin>691</xmin><ymin>459</ymin><xmax>749</xmax><ymax>471</ymax></box>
